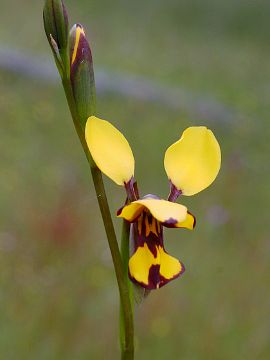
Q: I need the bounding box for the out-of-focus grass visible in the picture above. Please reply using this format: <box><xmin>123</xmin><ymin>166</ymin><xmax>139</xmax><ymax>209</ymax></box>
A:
<box><xmin>1</xmin><ymin>1</ymin><xmax>270</xmax><ymax>359</ymax></box>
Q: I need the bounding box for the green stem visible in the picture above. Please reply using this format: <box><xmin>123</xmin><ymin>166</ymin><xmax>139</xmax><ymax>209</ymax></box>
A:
<box><xmin>120</xmin><ymin>220</ymin><xmax>134</xmax><ymax>359</ymax></box>
<box><xmin>61</xmin><ymin>76</ymin><xmax>134</xmax><ymax>359</ymax></box>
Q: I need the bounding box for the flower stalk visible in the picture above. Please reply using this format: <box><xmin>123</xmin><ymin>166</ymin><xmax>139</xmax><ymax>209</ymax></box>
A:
<box><xmin>43</xmin><ymin>1</ymin><xmax>134</xmax><ymax>358</ymax></box>
<box><xmin>120</xmin><ymin>220</ymin><xmax>134</xmax><ymax>359</ymax></box>
<box><xmin>63</xmin><ymin>75</ymin><xmax>134</xmax><ymax>359</ymax></box>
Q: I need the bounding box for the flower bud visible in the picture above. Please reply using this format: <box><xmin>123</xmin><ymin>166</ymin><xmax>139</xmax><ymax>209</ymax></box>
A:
<box><xmin>43</xmin><ymin>0</ymin><xmax>69</xmax><ymax>52</ymax></box>
<box><xmin>70</xmin><ymin>24</ymin><xmax>96</xmax><ymax>127</ymax></box>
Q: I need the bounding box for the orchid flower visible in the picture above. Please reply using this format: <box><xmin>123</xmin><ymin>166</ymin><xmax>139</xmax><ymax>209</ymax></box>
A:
<box><xmin>85</xmin><ymin>116</ymin><xmax>221</xmax><ymax>290</ymax></box>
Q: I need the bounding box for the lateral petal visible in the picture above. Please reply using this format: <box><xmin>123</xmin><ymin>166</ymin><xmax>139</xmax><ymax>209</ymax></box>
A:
<box><xmin>85</xmin><ymin>116</ymin><xmax>135</xmax><ymax>185</ymax></box>
<box><xmin>164</xmin><ymin>126</ymin><xmax>221</xmax><ymax>196</ymax></box>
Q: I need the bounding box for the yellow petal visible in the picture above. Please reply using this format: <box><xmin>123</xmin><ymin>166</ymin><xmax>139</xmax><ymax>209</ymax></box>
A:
<box><xmin>118</xmin><ymin>198</ymin><xmax>187</xmax><ymax>225</ymax></box>
<box><xmin>129</xmin><ymin>244</ymin><xmax>184</xmax><ymax>289</ymax></box>
<box><xmin>174</xmin><ymin>212</ymin><xmax>196</xmax><ymax>230</ymax></box>
<box><xmin>164</xmin><ymin>126</ymin><xmax>221</xmax><ymax>196</ymax></box>
<box><xmin>129</xmin><ymin>243</ymin><xmax>160</xmax><ymax>288</ymax></box>
<box><xmin>159</xmin><ymin>247</ymin><xmax>184</xmax><ymax>282</ymax></box>
<box><xmin>85</xmin><ymin>116</ymin><xmax>135</xmax><ymax>185</ymax></box>
<box><xmin>117</xmin><ymin>203</ymin><xmax>145</xmax><ymax>222</ymax></box>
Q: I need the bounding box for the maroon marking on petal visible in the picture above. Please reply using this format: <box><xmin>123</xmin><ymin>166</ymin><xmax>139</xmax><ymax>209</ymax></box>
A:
<box><xmin>131</xmin><ymin>212</ymin><xmax>164</xmax><ymax>255</ymax></box>
<box><xmin>147</xmin><ymin>239</ymin><xmax>159</xmax><ymax>258</ymax></box>
<box><xmin>148</xmin><ymin>265</ymin><xmax>161</xmax><ymax>289</ymax></box>
<box><xmin>128</xmin><ymin>255</ymin><xmax>185</xmax><ymax>290</ymax></box>
<box><xmin>128</xmin><ymin>264</ymin><xmax>161</xmax><ymax>290</ymax></box>
<box><xmin>163</xmin><ymin>217</ymin><xmax>178</xmax><ymax>228</ymax></box>
<box><xmin>129</xmin><ymin>260</ymin><xmax>185</xmax><ymax>290</ymax></box>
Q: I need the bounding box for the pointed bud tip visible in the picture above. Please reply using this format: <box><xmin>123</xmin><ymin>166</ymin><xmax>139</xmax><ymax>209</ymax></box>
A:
<box><xmin>43</xmin><ymin>0</ymin><xmax>69</xmax><ymax>51</ymax></box>
<box><xmin>69</xmin><ymin>23</ymin><xmax>89</xmax><ymax>64</ymax></box>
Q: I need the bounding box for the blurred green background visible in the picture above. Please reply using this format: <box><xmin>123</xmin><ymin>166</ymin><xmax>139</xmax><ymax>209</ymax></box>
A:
<box><xmin>1</xmin><ymin>0</ymin><xmax>270</xmax><ymax>359</ymax></box>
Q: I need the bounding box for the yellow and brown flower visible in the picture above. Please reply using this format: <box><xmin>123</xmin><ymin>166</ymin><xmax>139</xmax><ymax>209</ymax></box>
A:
<box><xmin>117</xmin><ymin>195</ymin><xmax>195</xmax><ymax>289</ymax></box>
<box><xmin>85</xmin><ymin>115</ymin><xmax>221</xmax><ymax>289</ymax></box>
